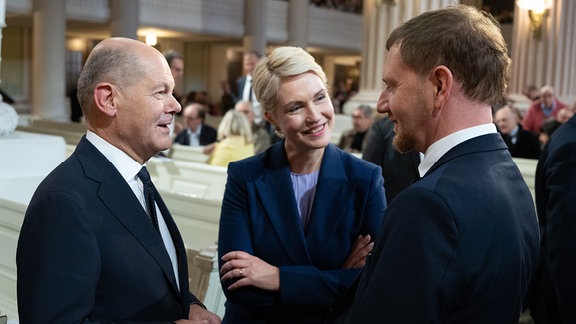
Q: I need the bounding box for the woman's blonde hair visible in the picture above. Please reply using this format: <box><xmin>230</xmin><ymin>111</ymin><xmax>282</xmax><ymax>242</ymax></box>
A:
<box><xmin>217</xmin><ymin>109</ymin><xmax>254</xmax><ymax>144</ymax></box>
<box><xmin>252</xmin><ymin>46</ymin><xmax>327</xmax><ymax>115</ymax></box>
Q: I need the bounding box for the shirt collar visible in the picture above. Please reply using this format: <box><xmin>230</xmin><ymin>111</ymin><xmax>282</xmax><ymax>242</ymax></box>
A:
<box><xmin>86</xmin><ymin>130</ymin><xmax>144</xmax><ymax>181</ymax></box>
<box><xmin>187</xmin><ymin>124</ymin><xmax>202</xmax><ymax>136</ymax></box>
<box><xmin>418</xmin><ymin>123</ymin><xmax>497</xmax><ymax>177</ymax></box>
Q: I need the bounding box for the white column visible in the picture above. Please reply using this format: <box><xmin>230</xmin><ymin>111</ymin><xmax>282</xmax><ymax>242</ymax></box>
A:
<box><xmin>0</xmin><ymin>0</ymin><xmax>5</xmax><ymax>80</ymax></box>
<box><xmin>288</xmin><ymin>0</ymin><xmax>309</xmax><ymax>48</ymax></box>
<box><xmin>110</xmin><ymin>0</ymin><xmax>139</xmax><ymax>39</ymax></box>
<box><xmin>31</xmin><ymin>0</ymin><xmax>67</xmax><ymax>120</ymax></box>
<box><xmin>343</xmin><ymin>0</ymin><xmax>453</xmax><ymax>114</ymax></box>
<box><xmin>509</xmin><ymin>0</ymin><xmax>576</xmax><ymax>103</ymax></box>
<box><xmin>244</xmin><ymin>0</ymin><xmax>267</xmax><ymax>55</ymax></box>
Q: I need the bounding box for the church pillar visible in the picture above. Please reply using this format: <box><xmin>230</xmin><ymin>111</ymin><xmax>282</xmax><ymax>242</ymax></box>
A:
<box><xmin>344</xmin><ymin>0</ymin><xmax>463</xmax><ymax>114</ymax></box>
<box><xmin>244</xmin><ymin>0</ymin><xmax>267</xmax><ymax>55</ymax></box>
<box><xmin>109</xmin><ymin>0</ymin><xmax>139</xmax><ymax>39</ymax></box>
<box><xmin>31</xmin><ymin>0</ymin><xmax>66</xmax><ymax>120</ymax></box>
<box><xmin>288</xmin><ymin>0</ymin><xmax>309</xmax><ymax>48</ymax></box>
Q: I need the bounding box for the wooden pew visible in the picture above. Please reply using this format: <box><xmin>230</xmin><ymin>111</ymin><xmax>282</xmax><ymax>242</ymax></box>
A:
<box><xmin>0</xmin><ymin>197</ymin><xmax>26</xmax><ymax>320</ymax></box>
<box><xmin>187</xmin><ymin>245</ymin><xmax>226</xmax><ymax>317</ymax></box>
<box><xmin>15</xmin><ymin>125</ymin><xmax>84</xmax><ymax>146</ymax></box>
<box><xmin>147</xmin><ymin>159</ymin><xmax>227</xmax><ymax>201</ymax></box>
<box><xmin>30</xmin><ymin>118</ymin><xmax>87</xmax><ymax>133</ymax></box>
<box><xmin>169</xmin><ymin>143</ymin><xmax>211</xmax><ymax>163</ymax></box>
<box><xmin>159</xmin><ymin>189</ymin><xmax>221</xmax><ymax>251</ymax></box>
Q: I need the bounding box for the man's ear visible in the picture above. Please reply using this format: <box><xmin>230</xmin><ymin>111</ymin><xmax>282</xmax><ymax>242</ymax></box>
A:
<box><xmin>93</xmin><ymin>82</ymin><xmax>118</xmax><ymax>117</ymax></box>
<box><xmin>431</xmin><ymin>65</ymin><xmax>453</xmax><ymax>109</ymax></box>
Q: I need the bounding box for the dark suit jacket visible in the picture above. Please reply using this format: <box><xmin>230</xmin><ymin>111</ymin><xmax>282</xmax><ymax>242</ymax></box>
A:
<box><xmin>218</xmin><ymin>142</ymin><xmax>386</xmax><ymax>323</ymax></box>
<box><xmin>362</xmin><ymin>116</ymin><xmax>420</xmax><ymax>203</ymax></box>
<box><xmin>234</xmin><ymin>76</ymin><xmax>249</xmax><ymax>103</ymax></box>
<box><xmin>530</xmin><ymin>114</ymin><xmax>576</xmax><ymax>323</ymax></box>
<box><xmin>341</xmin><ymin>133</ymin><xmax>539</xmax><ymax>323</ymax></box>
<box><xmin>17</xmin><ymin>137</ymin><xmax>199</xmax><ymax>323</ymax></box>
<box><xmin>173</xmin><ymin>124</ymin><xmax>217</xmax><ymax>146</ymax></box>
<box><xmin>500</xmin><ymin>124</ymin><xmax>541</xmax><ymax>159</ymax></box>
<box><xmin>337</xmin><ymin>128</ymin><xmax>371</xmax><ymax>154</ymax></box>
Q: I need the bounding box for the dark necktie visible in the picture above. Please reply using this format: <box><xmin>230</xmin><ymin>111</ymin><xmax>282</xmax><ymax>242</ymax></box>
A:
<box><xmin>137</xmin><ymin>166</ymin><xmax>160</xmax><ymax>233</ymax></box>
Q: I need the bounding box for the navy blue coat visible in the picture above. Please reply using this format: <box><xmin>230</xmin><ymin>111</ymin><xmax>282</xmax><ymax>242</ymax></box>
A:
<box><xmin>218</xmin><ymin>142</ymin><xmax>386</xmax><ymax>323</ymax></box>
<box><xmin>343</xmin><ymin>133</ymin><xmax>539</xmax><ymax>323</ymax></box>
<box><xmin>17</xmin><ymin>137</ymin><xmax>199</xmax><ymax>323</ymax></box>
<box><xmin>530</xmin><ymin>114</ymin><xmax>576</xmax><ymax>323</ymax></box>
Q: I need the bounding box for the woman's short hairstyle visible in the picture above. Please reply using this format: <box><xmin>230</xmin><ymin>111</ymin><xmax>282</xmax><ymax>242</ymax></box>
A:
<box><xmin>252</xmin><ymin>46</ymin><xmax>327</xmax><ymax>115</ymax></box>
<box><xmin>217</xmin><ymin>109</ymin><xmax>254</xmax><ymax>144</ymax></box>
<box><xmin>386</xmin><ymin>5</ymin><xmax>510</xmax><ymax>106</ymax></box>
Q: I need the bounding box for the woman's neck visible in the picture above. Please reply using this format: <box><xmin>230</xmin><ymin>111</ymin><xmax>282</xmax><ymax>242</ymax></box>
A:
<box><xmin>287</xmin><ymin>147</ymin><xmax>325</xmax><ymax>174</ymax></box>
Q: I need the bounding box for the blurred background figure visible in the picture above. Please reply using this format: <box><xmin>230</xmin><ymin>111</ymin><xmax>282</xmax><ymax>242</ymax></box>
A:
<box><xmin>522</xmin><ymin>84</ymin><xmax>541</xmax><ymax>102</ymax></box>
<box><xmin>523</xmin><ymin>85</ymin><xmax>569</xmax><ymax>134</ymax></box>
<box><xmin>362</xmin><ymin>115</ymin><xmax>421</xmax><ymax>204</ymax></box>
<box><xmin>234</xmin><ymin>51</ymin><xmax>264</xmax><ymax>127</ymax></box>
<box><xmin>208</xmin><ymin>109</ymin><xmax>254</xmax><ymax>167</ymax></box>
<box><xmin>173</xmin><ymin>103</ymin><xmax>217</xmax><ymax>147</ymax></box>
<box><xmin>494</xmin><ymin>105</ymin><xmax>540</xmax><ymax>159</ymax></box>
<box><xmin>234</xmin><ymin>100</ymin><xmax>271</xmax><ymax>154</ymax></box>
<box><xmin>337</xmin><ymin>104</ymin><xmax>374</xmax><ymax>154</ymax></box>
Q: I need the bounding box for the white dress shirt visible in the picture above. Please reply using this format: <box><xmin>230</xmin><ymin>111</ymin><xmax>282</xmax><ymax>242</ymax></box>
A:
<box><xmin>418</xmin><ymin>123</ymin><xmax>497</xmax><ymax>177</ymax></box>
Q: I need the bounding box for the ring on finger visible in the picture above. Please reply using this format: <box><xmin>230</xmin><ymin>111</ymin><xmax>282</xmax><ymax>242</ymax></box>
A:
<box><xmin>239</xmin><ymin>268</ymin><xmax>243</xmax><ymax>276</ymax></box>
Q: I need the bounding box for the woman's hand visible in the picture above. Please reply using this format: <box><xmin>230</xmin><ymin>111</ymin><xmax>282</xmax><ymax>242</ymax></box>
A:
<box><xmin>342</xmin><ymin>234</ymin><xmax>373</xmax><ymax>269</ymax></box>
<box><xmin>220</xmin><ymin>251</ymin><xmax>280</xmax><ymax>292</ymax></box>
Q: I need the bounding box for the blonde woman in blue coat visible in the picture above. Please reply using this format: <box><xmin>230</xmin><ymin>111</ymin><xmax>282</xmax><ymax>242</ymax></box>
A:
<box><xmin>217</xmin><ymin>46</ymin><xmax>387</xmax><ymax>323</ymax></box>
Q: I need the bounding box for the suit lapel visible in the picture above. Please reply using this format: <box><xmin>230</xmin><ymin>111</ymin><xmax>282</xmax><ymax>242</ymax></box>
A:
<box><xmin>254</xmin><ymin>144</ymin><xmax>311</xmax><ymax>265</ymax></box>
<box><xmin>305</xmin><ymin>145</ymin><xmax>352</xmax><ymax>251</ymax></box>
<box><xmin>75</xmin><ymin>138</ymin><xmax>180</xmax><ymax>294</ymax></box>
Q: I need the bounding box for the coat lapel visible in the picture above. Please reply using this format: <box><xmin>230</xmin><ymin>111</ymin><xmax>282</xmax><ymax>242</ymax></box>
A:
<box><xmin>254</xmin><ymin>143</ymin><xmax>311</xmax><ymax>265</ymax></box>
<box><xmin>75</xmin><ymin>138</ymin><xmax>180</xmax><ymax>294</ymax></box>
<box><xmin>252</xmin><ymin>144</ymin><xmax>354</xmax><ymax>264</ymax></box>
<box><xmin>305</xmin><ymin>145</ymin><xmax>353</xmax><ymax>251</ymax></box>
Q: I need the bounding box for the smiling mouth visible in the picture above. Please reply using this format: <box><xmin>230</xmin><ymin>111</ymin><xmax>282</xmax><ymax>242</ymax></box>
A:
<box><xmin>304</xmin><ymin>123</ymin><xmax>326</xmax><ymax>135</ymax></box>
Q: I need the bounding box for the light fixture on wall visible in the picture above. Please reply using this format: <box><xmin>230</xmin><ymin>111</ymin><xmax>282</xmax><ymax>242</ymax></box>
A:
<box><xmin>517</xmin><ymin>0</ymin><xmax>549</xmax><ymax>40</ymax></box>
<box><xmin>145</xmin><ymin>32</ymin><xmax>157</xmax><ymax>46</ymax></box>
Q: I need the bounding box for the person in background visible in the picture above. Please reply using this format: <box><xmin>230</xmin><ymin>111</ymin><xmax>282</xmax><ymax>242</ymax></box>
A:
<box><xmin>217</xmin><ymin>46</ymin><xmax>386</xmax><ymax>323</ymax></box>
<box><xmin>174</xmin><ymin>102</ymin><xmax>218</xmax><ymax>147</ymax></box>
<box><xmin>234</xmin><ymin>100</ymin><xmax>271</xmax><ymax>154</ymax></box>
<box><xmin>16</xmin><ymin>37</ymin><xmax>220</xmax><ymax>323</ymax></box>
<box><xmin>538</xmin><ymin>105</ymin><xmax>575</xmax><ymax>149</ymax></box>
<box><xmin>494</xmin><ymin>104</ymin><xmax>541</xmax><ymax>159</ymax></box>
<box><xmin>208</xmin><ymin>109</ymin><xmax>255</xmax><ymax>167</ymax></box>
<box><xmin>529</xmin><ymin>110</ymin><xmax>576</xmax><ymax>323</ymax></box>
<box><xmin>522</xmin><ymin>83</ymin><xmax>541</xmax><ymax>102</ymax></box>
<box><xmin>164</xmin><ymin>50</ymin><xmax>185</xmax><ymax>134</ymax></box>
<box><xmin>523</xmin><ymin>85</ymin><xmax>569</xmax><ymax>134</ymax></box>
<box><xmin>362</xmin><ymin>114</ymin><xmax>421</xmax><ymax>204</ymax></box>
<box><xmin>335</xmin><ymin>5</ymin><xmax>539</xmax><ymax>323</ymax></box>
<box><xmin>337</xmin><ymin>104</ymin><xmax>374</xmax><ymax>154</ymax></box>
<box><xmin>234</xmin><ymin>51</ymin><xmax>264</xmax><ymax>126</ymax></box>
<box><xmin>164</xmin><ymin>50</ymin><xmax>185</xmax><ymax>101</ymax></box>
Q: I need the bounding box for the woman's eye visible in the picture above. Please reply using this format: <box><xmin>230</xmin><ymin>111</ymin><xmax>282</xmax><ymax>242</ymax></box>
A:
<box><xmin>288</xmin><ymin>104</ymin><xmax>302</xmax><ymax>113</ymax></box>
